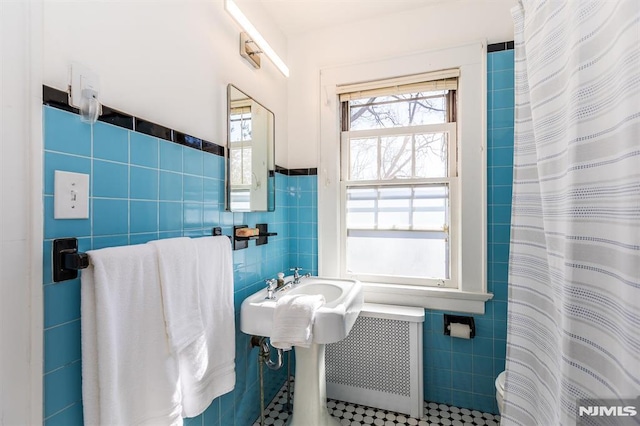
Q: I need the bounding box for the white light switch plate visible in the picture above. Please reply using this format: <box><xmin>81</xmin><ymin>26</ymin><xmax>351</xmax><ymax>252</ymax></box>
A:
<box><xmin>54</xmin><ymin>170</ymin><xmax>89</xmax><ymax>219</ymax></box>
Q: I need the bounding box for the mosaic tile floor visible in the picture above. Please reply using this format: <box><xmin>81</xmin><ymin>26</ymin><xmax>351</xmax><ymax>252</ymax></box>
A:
<box><xmin>253</xmin><ymin>381</ymin><xmax>501</xmax><ymax>426</ymax></box>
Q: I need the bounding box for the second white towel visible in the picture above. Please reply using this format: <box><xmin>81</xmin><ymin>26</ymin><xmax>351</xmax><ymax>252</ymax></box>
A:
<box><xmin>179</xmin><ymin>236</ymin><xmax>236</xmax><ymax>418</ymax></box>
<box><xmin>148</xmin><ymin>237</ymin><xmax>204</xmax><ymax>354</ymax></box>
<box><xmin>271</xmin><ymin>294</ymin><xmax>326</xmax><ymax>351</ymax></box>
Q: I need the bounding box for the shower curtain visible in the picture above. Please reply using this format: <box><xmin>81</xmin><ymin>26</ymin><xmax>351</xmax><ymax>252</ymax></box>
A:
<box><xmin>505</xmin><ymin>1</ymin><xmax>640</xmax><ymax>425</ymax></box>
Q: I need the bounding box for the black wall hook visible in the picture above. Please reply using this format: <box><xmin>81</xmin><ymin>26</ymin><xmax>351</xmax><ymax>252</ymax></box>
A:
<box><xmin>213</xmin><ymin>226</ymin><xmax>232</xmax><ymax>242</ymax></box>
<box><xmin>53</xmin><ymin>238</ymin><xmax>89</xmax><ymax>283</ymax></box>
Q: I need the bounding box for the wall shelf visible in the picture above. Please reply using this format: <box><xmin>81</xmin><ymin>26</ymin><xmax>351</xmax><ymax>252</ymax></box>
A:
<box><xmin>233</xmin><ymin>223</ymin><xmax>277</xmax><ymax>250</ymax></box>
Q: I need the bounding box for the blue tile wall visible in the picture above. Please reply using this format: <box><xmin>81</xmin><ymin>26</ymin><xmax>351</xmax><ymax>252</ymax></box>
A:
<box><xmin>422</xmin><ymin>48</ymin><xmax>514</xmax><ymax>414</ymax></box>
<box><xmin>42</xmin><ymin>46</ymin><xmax>512</xmax><ymax>424</ymax></box>
<box><xmin>42</xmin><ymin>106</ymin><xmax>292</xmax><ymax>426</ymax></box>
<box><xmin>287</xmin><ymin>175</ymin><xmax>318</xmax><ymax>275</ymax></box>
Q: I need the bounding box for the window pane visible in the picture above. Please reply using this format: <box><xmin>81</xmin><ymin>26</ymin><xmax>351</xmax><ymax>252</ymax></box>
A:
<box><xmin>377</xmin><ymin>186</ymin><xmax>411</xmax><ymax>228</ymax></box>
<box><xmin>415</xmin><ymin>132</ymin><xmax>448</xmax><ymax>178</ymax></box>
<box><xmin>230</xmin><ymin>149</ymin><xmax>242</xmax><ymax>185</ymax></box>
<box><xmin>348</xmin><ymin>132</ymin><xmax>449</xmax><ymax>181</ymax></box>
<box><xmin>230</xmin><ymin>111</ymin><xmax>252</xmax><ymax>142</ymax></box>
<box><xmin>380</xmin><ymin>136</ymin><xmax>412</xmax><ymax>179</ymax></box>
<box><xmin>345</xmin><ymin>187</ymin><xmax>377</xmax><ymax>228</ymax></box>
<box><xmin>413</xmin><ymin>186</ymin><xmax>448</xmax><ymax>230</ymax></box>
<box><xmin>349</xmin><ymin>138</ymin><xmax>378</xmax><ymax>180</ymax></box>
<box><xmin>350</xmin><ymin>92</ymin><xmax>447</xmax><ymax>130</ymax></box>
<box><xmin>230</xmin><ymin>147</ymin><xmax>252</xmax><ymax>185</ymax></box>
<box><xmin>346</xmin><ymin>233</ymin><xmax>448</xmax><ymax>279</ymax></box>
<box><xmin>230</xmin><ymin>189</ymin><xmax>250</xmax><ymax>211</ymax></box>
<box><xmin>241</xmin><ymin>147</ymin><xmax>252</xmax><ymax>184</ymax></box>
<box><xmin>346</xmin><ymin>184</ymin><xmax>448</xmax><ymax>231</ymax></box>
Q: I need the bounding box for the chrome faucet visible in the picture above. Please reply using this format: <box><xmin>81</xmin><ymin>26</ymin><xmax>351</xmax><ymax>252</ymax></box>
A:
<box><xmin>264</xmin><ymin>279</ymin><xmax>277</xmax><ymax>300</ymax></box>
<box><xmin>265</xmin><ymin>277</ymin><xmax>294</xmax><ymax>300</ymax></box>
<box><xmin>289</xmin><ymin>267</ymin><xmax>312</xmax><ymax>285</ymax></box>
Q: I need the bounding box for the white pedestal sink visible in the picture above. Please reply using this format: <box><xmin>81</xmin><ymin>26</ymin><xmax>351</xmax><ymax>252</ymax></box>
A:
<box><xmin>289</xmin><ymin>344</ymin><xmax>336</xmax><ymax>426</ymax></box>
<box><xmin>240</xmin><ymin>277</ymin><xmax>363</xmax><ymax>426</ymax></box>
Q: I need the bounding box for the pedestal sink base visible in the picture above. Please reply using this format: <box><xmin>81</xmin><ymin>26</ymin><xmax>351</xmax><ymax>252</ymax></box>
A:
<box><xmin>287</xmin><ymin>343</ymin><xmax>339</xmax><ymax>426</ymax></box>
<box><xmin>240</xmin><ymin>277</ymin><xmax>363</xmax><ymax>424</ymax></box>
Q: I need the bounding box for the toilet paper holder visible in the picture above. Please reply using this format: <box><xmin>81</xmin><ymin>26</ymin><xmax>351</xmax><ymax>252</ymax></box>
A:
<box><xmin>443</xmin><ymin>314</ymin><xmax>476</xmax><ymax>338</ymax></box>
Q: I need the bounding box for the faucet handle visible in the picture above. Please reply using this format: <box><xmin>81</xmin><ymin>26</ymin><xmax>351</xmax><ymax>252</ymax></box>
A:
<box><xmin>265</xmin><ymin>279</ymin><xmax>277</xmax><ymax>300</ymax></box>
<box><xmin>289</xmin><ymin>267</ymin><xmax>303</xmax><ymax>276</ymax></box>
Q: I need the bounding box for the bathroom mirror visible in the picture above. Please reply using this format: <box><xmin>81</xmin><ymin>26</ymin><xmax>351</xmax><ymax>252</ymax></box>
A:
<box><xmin>226</xmin><ymin>85</ymin><xmax>275</xmax><ymax>212</ymax></box>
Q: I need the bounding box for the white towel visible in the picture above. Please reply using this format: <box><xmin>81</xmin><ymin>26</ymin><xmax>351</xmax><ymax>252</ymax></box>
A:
<box><xmin>148</xmin><ymin>237</ymin><xmax>204</xmax><ymax>354</ymax></box>
<box><xmin>81</xmin><ymin>244</ymin><xmax>182</xmax><ymax>426</ymax></box>
<box><xmin>179</xmin><ymin>236</ymin><xmax>236</xmax><ymax>417</ymax></box>
<box><xmin>271</xmin><ymin>293</ymin><xmax>326</xmax><ymax>351</ymax></box>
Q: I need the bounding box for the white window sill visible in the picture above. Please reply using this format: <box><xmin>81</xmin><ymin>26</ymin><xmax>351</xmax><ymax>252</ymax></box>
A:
<box><xmin>362</xmin><ymin>282</ymin><xmax>493</xmax><ymax>314</ymax></box>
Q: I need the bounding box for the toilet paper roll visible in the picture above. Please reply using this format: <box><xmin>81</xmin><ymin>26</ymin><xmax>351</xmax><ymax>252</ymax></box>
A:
<box><xmin>449</xmin><ymin>323</ymin><xmax>471</xmax><ymax>339</ymax></box>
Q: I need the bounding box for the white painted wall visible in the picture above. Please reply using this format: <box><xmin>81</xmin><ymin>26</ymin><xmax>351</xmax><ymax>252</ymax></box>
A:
<box><xmin>0</xmin><ymin>0</ymin><xmax>43</xmax><ymax>424</ymax></box>
<box><xmin>43</xmin><ymin>0</ymin><xmax>290</xmax><ymax>166</ymax></box>
<box><xmin>286</xmin><ymin>0</ymin><xmax>516</xmax><ymax>168</ymax></box>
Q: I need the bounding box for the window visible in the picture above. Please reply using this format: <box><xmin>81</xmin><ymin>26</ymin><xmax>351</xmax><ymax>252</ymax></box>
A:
<box><xmin>318</xmin><ymin>42</ymin><xmax>490</xmax><ymax>313</ymax></box>
<box><xmin>339</xmin><ymin>73</ymin><xmax>459</xmax><ymax>287</ymax></box>
<box><xmin>229</xmin><ymin>103</ymin><xmax>252</xmax><ymax>211</ymax></box>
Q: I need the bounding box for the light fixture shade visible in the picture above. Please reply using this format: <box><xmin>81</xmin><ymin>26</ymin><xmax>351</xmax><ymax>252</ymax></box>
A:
<box><xmin>69</xmin><ymin>63</ymin><xmax>102</xmax><ymax>124</ymax></box>
<box><xmin>224</xmin><ymin>0</ymin><xmax>290</xmax><ymax>77</ymax></box>
<box><xmin>79</xmin><ymin>88</ymin><xmax>100</xmax><ymax>124</ymax></box>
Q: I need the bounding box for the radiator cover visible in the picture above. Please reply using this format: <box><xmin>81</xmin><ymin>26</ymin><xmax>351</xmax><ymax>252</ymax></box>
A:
<box><xmin>325</xmin><ymin>304</ymin><xmax>424</xmax><ymax>418</ymax></box>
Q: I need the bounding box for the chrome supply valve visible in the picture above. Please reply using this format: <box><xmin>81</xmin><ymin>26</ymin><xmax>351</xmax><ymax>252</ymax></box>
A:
<box><xmin>265</xmin><ymin>279</ymin><xmax>277</xmax><ymax>300</ymax></box>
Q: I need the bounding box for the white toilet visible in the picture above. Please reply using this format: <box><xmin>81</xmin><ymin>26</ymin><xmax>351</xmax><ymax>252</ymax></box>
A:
<box><xmin>495</xmin><ymin>371</ymin><xmax>506</xmax><ymax>416</ymax></box>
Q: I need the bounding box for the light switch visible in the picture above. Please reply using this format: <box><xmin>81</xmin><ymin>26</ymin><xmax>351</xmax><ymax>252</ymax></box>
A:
<box><xmin>54</xmin><ymin>171</ymin><xmax>89</xmax><ymax>219</ymax></box>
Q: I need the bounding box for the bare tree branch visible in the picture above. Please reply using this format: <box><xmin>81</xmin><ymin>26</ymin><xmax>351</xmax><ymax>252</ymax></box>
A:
<box><xmin>348</xmin><ymin>92</ymin><xmax>450</xmax><ymax>179</ymax></box>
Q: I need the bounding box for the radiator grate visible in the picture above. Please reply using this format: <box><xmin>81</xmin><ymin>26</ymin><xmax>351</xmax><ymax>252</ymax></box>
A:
<box><xmin>325</xmin><ymin>305</ymin><xmax>424</xmax><ymax>418</ymax></box>
<box><xmin>326</xmin><ymin>317</ymin><xmax>411</xmax><ymax>396</ymax></box>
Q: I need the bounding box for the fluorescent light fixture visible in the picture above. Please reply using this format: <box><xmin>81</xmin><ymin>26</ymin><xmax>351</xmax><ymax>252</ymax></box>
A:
<box><xmin>225</xmin><ymin>0</ymin><xmax>290</xmax><ymax>78</ymax></box>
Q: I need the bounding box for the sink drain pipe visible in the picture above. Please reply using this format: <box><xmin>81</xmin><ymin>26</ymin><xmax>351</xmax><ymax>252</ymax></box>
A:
<box><xmin>251</xmin><ymin>336</ymin><xmax>285</xmax><ymax>426</ymax></box>
<box><xmin>254</xmin><ymin>336</ymin><xmax>284</xmax><ymax>370</ymax></box>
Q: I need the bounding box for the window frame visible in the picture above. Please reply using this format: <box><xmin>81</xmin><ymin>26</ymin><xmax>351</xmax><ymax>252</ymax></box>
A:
<box><xmin>340</xmin><ymin>121</ymin><xmax>460</xmax><ymax>288</ymax></box>
<box><xmin>318</xmin><ymin>41</ymin><xmax>492</xmax><ymax>314</ymax></box>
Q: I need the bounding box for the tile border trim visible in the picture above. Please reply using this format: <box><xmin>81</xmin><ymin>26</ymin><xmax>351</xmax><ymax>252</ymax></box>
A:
<box><xmin>487</xmin><ymin>41</ymin><xmax>515</xmax><ymax>53</ymax></box>
<box><xmin>275</xmin><ymin>166</ymin><xmax>318</xmax><ymax>176</ymax></box>
<box><xmin>44</xmin><ymin>85</ymin><xmax>225</xmax><ymax>160</ymax></box>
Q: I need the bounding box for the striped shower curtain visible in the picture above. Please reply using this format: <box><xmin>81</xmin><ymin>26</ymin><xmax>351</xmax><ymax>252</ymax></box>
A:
<box><xmin>504</xmin><ymin>1</ymin><xmax>640</xmax><ymax>425</ymax></box>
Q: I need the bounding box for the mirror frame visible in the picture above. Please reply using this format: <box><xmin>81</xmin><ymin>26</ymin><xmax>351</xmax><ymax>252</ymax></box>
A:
<box><xmin>225</xmin><ymin>84</ymin><xmax>276</xmax><ymax>212</ymax></box>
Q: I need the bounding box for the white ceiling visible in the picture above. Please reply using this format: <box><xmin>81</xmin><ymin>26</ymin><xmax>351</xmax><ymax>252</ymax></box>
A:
<box><xmin>256</xmin><ymin>0</ymin><xmax>451</xmax><ymax>36</ymax></box>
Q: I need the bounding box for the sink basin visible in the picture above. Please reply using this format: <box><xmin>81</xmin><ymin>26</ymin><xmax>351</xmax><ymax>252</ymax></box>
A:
<box><xmin>240</xmin><ymin>276</ymin><xmax>363</xmax><ymax>344</ymax></box>
<box><xmin>289</xmin><ymin>282</ymin><xmax>343</xmax><ymax>303</ymax></box>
